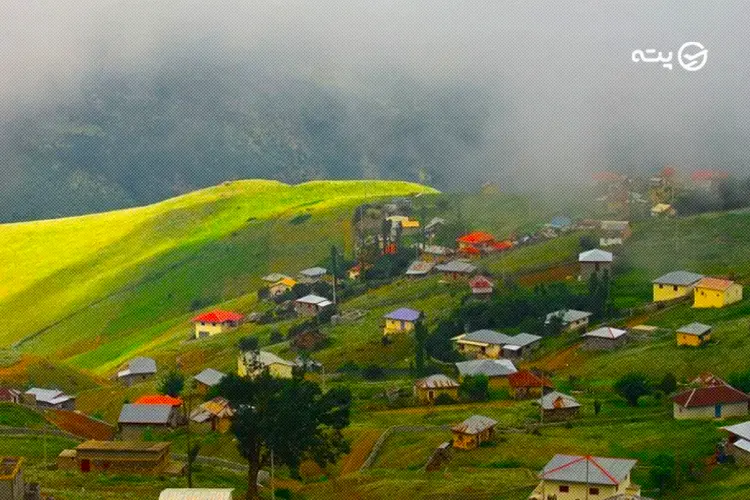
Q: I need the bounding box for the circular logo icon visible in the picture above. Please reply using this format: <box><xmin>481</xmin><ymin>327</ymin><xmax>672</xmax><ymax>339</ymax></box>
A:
<box><xmin>678</xmin><ymin>42</ymin><xmax>708</xmax><ymax>71</ymax></box>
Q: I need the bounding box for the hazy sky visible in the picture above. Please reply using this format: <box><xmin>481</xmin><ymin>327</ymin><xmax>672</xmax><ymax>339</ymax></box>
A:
<box><xmin>2</xmin><ymin>0</ymin><xmax>749</xmax><ymax>189</ymax></box>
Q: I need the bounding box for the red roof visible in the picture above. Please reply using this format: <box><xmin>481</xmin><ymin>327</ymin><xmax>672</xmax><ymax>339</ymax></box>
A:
<box><xmin>509</xmin><ymin>370</ymin><xmax>553</xmax><ymax>389</ymax></box>
<box><xmin>691</xmin><ymin>169</ymin><xmax>729</xmax><ymax>182</ymax></box>
<box><xmin>457</xmin><ymin>232</ymin><xmax>495</xmax><ymax>244</ymax></box>
<box><xmin>695</xmin><ymin>277</ymin><xmax>736</xmax><ymax>291</ymax></box>
<box><xmin>462</xmin><ymin>246</ymin><xmax>482</xmax><ymax>255</ymax></box>
<box><xmin>469</xmin><ymin>275</ymin><xmax>494</xmax><ymax>288</ymax></box>
<box><xmin>134</xmin><ymin>395</ymin><xmax>184</xmax><ymax>407</ymax></box>
<box><xmin>492</xmin><ymin>240</ymin><xmax>513</xmax><ymax>251</ymax></box>
<box><xmin>673</xmin><ymin>384</ymin><xmax>749</xmax><ymax>408</ymax></box>
<box><xmin>191</xmin><ymin>310</ymin><xmax>244</xmax><ymax>323</ymax></box>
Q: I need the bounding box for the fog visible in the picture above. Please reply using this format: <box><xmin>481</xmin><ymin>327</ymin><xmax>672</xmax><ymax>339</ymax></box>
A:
<box><xmin>2</xmin><ymin>0</ymin><xmax>749</xmax><ymax>196</ymax></box>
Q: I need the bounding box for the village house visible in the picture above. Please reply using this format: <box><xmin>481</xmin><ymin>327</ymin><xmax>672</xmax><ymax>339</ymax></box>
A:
<box><xmin>261</xmin><ymin>273</ymin><xmax>290</xmax><ymax>285</ymax></box>
<box><xmin>691</xmin><ymin>169</ymin><xmax>729</xmax><ymax>190</ymax></box>
<box><xmin>451</xmin><ymin>415</ymin><xmax>498</xmax><ymax>450</ymax></box>
<box><xmin>435</xmin><ymin>259</ymin><xmax>477</xmax><ymax>279</ymax></box>
<box><xmin>159</xmin><ymin>489</ymin><xmax>234</xmax><ymax>500</ymax></box>
<box><xmin>347</xmin><ymin>263</ymin><xmax>372</xmax><ymax>280</ymax></box>
<box><xmin>192</xmin><ymin>368</ymin><xmax>227</xmax><ymax>395</ymax></box>
<box><xmin>599</xmin><ymin>220</ymin><xmax>631</xmax><ymax>247</ymax></box>
<box><xmin>721</xmin><ymin>421</ymin><xmax>750</xmax><ymax>466</ymax></box>
<box><xmin>191</xmin><ymin>310</ymin><xmax>243</xmax><ymax>339</ymax></box>
<box><xmin>650</xmin><ymin>203</ymin><xmax>676</xmax><ymax>217</ymax></box>
<box><xmin>23</xmin><ymin>388</ymin><xmax>75</xmax><ymax>411</ymax></box>
<box><xmin>117</xmin><ymin>356</ymin><xmax>157</xmax><ymax>386</ymax></box>
<box><xmin>578</xmin><ymin>249</ymin><xmax>614</xmax><ymax>280</ymax></box>
<box><xmin>0</xmin><ymin>457</ymin><xmax>24</xmax><ymax>500</ymax></box>
<box><xmin>405</xmin><ymin>260</ymin><xmax>435</xmax><ymax>278</ymax></box>
<box><xmin>581</xmin><ymin>327</ymin><xmax>628</xmax><ymax>351</ymax></box>
<box><xmin>57</xmin><ymin>440</ymin><xmax>179</xmax><ymax>475</ymax></box>
<box><xmin>652</xmin><ymin>271</ymin><xmax>704</xmax><ymax>302</ymax></box>
<box><xmin>0</xmin><ymin>388</ymin><xmax>20</xmax><ymax>404</ymax></box>
<box><xmin>546</xmin><ymin>216</ymin><xmax>573</xmax><ymax>232</ymax></box>
<box><xmin>529</xmin><ymin>455</ymin><xmax>640</xmax><ymax>500</ymax></box>
<box><xmin>469</xmin><ymin>275</ymin><xmax>494</xmax><ymax>298</ymax></box>
<box><xmin>414</xmin><ymin>243</ymin><xmax>454</xmax><ymax>263</ymax></box>
<box><xmin>383</xmin><ymin>308</ymin><xmax>423</xmax><ymax>335</ymax></box>
<box><xmin>457</xmin><ymin>231</ymin><xmax>496</xmax><ymax>255</ymax></box>
<box><xmin>237</xmin><ymin>350</ymin><xmax>295</xmax><ymax>379</ymax></box>
<box><xmin>294</xmin><ymin>294</ymin><xmax>333</xmax><ymax>316</ymax></box>
<box><xmin>455</xmin><ymin>358</ymin><xmax>517</xmax><ymax>388</ymax></box>
<box><xmin>414</xmin><ymin>374</ymin><xmax>460</xmax><ymax>404</ymax></box>
<box><xmin>539</xmin><ymin>391</ymin><xmax>581</xmax><ymax>422</ymax></box>
<box><xmin>693</xmin><ymin>277</ymin><xmax>743</xmax><ymax>308</ymax></box>
<box><xmin>544</xmin><ymin>309</ymin><xmax>592</xmax><ymax>333</ymax></box>
<box><xmin>298</xmin><ymin>267</ymin><xmax>327</xmax><ymax>283</ymax></box>
<box><xmin>509</xmin><ymin>370</ymin><xmax>553</xmax><ymax>399</ymax></box>
<box><xmin>190</xmin><ymin>397</ymin><xmax>235</xmax><ymax>433</ymax></box>
<box><xmin>452</xmin><ymin>330</ymin><xmax>542</xmax><ymax>360</ymax></box>
<box><xmin>676</xmin><ymin>322</ymin><xmax>712</xmax><ymax>347</ymax></box>
<box><xmin>672</xmin><ymin>383</ymin><xmax>750</xmax><ymax>420</ymax></box>
<box><xmin>268</xmin><ymin>277</ymin><xmax>296</xmax><ymax>297</ymax></box>
<box><xmin>118</xmin><ymin>403</ymin><xmax>181</xmax><ymax>440</ymax></box>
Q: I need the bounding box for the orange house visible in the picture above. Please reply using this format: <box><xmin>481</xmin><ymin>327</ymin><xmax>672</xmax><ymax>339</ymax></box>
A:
<box><xmin>457</xmin><ymin>232</ymin><xmax>496</xmax><ymax>255</ymax></box>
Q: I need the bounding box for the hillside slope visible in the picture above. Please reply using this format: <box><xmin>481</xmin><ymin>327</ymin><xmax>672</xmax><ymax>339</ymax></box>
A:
<box><xmin>0</xmin><ymin>180</ymin><xmax>434</xmax><ymax>372</ymax></box>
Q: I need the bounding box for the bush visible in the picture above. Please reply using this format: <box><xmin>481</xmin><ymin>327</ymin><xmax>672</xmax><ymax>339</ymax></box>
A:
<box><xmin>433</xmin><ymin>392</ymin><xmax>456</xmax><ymax>405</ymax></box>
<box><xmin>337</xmin><ymin>361</ymin><xmax>360</xmax><ymax>374</ymax></box>
<box><xmin>460</xmin><ymin>375</ymin><xmax>489</xmax><ymax>402</ymax></box>
<box><xmin>158</xmin><ymin>370</ymin><xmax>185</xmax><ymax>397</ymax></box>
<box><xmin>362</xmin><ymin>364</ymin><xmax>385</xmax><ymax>380</ymax></box>
<box><xmin>274</xmin><ymin>488</ymin><xmax>293</xmax><ymax>500</ymax></box>
<box><xmin>614</xmin><ymin>373</ymin><xmax>651</xmax><ymax>407</ymax></box>
<box><xmin>269</xmin><ymin>330</ymin><xmax>284</xmax><ymax>344</ymax></box>
<box><xmin>658</xmin><ymin>373</ymin><xmax>678</xmax><ymax>394</ymax></box>
<box><xmin>290</xmin><ymin>213</ymin><xmax>312</xmax><ymax>225</ymax></box>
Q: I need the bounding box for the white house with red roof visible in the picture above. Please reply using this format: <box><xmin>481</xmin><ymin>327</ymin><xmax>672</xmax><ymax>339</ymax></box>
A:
<box><xmin>469</xmin><ymin>275</ymin><xmax>494</xmax><ymax>298</ymax></box>
<box><xmin>529</xmin><ymin>454</ymin><xmax>641</xmax><ymax>500</ymax></box>
<box><xmin>672</xmin><ymin>382</ymin><xmax>750</xmax><ymax>420</ymax></box>
<box><xmin>192</xmin><ymin>310</ymin><xmax>244</xmax><ymax>339</ymax></box>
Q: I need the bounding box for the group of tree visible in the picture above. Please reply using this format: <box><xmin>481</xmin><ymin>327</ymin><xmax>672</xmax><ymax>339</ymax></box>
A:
<box><xmin>674</xmin><ymin>176</ymin><xmax>750</xmax><ymax>216</ymax></box>
<box><xmin>613</xmin><ymin>372</ymin><xmax>677</xmax><ymax>407</ymax></box>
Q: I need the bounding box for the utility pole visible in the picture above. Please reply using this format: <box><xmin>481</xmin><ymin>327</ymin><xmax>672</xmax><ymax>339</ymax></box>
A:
<box><xmin>270</xmin><ymin>449</ymin><xmax>276</xmax><ymax>500</ymax></box>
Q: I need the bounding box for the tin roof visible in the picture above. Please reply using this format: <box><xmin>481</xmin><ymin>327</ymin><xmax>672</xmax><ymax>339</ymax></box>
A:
<box><xmin>435</xmin><ymin>260</ymin><xmax>477</xmax><ymax>274</ymax></box>
<box><xmin>128</xmin><ymin>356</ymin><xmax>157</xmax><ymax>375</ymax></box>
<box><xmin>455</xmin><ymin>358</ymin><xmax>517</xmax><ymax>378</ymax></box>
<box><xmin>159</xmin><ymin>489</ymin><xmax>234</xmax><ymax>500</ymax></box>
<box><xmin>545</xmin><ymin>309</ymin><xmax>592</xmax><ymax>325</ymax></box>
<box><xmin>539</xmin><ymin>391</ymin><xmax>581</xmax><ymax>410</ymax></box>
<box><xmin>406</xmin><ymin>260</ymin><xmax>435</xmax><ymax>275</ymax></box>
<box><xmin>579</xmin><ymin>249</ymin><xmax>614</xmax><ymax>263</ymax></box>
<box><xmin>451</xmin><ymin>415</ymin><xmax>497</xmax><ymax>435</ymax></box>
<box><xmin>539</xmin><ymin>454</ymin><xmax>637</xmax><ymax>486</ymax></box>
<box><xmin>300</xmin><ymin>267</ymin><xmax>327</xmax><ymax>277</ymax></box>
<box><xmin>695</xmin><ymin>277</ymin><xmax>737</xmax><ymax>291</ymax></box>
<box><xmin>676</xmin><ymin>322</ymin><xmax>712</xmax><ymax>336</ymax></box>
<box><xmin>295</xmin><ymin>294</ymin><xmax>332</xmax><ymax>307</ymax></box>
<box><xmin>415</xmin><ymin>374</ymin><xmax>460</xmax><ymax>390</ymax></box>
<box><xmin>672</xmin><ymin>384</ymin><xmax>750</xmax><ymax>408</ymax></box>
<box><xmin>582</xmin><ymin>327</ymin><xmax>627</xmax><ymax>339</ymax></box>
<box><xmin>194</xmin><ymin>368</ymin><xmax>227</xmax><ymax>387</ymax></box>
<box><xmin>652</xmin><ymin>271</ymin><xmax>704</xmax><ymax>286</ymax></box>
<box><xmin>384</xmin><ymin>308</ymin><xmax>422</xmax><ymax>322</ymax></box>
<box><xmin>118</xmin><ymin>403</ymin><xmax>173</xmax><ymax>425</ymax></box>
<box><xmin>722</xmin><ymin>421</ymin><xmax>750</xmax><ymax>441</ymax></box>
<box><xmin>77</xmin><ymin>440</ymin><xmax>170</xmax><ymax>452</ymax></box>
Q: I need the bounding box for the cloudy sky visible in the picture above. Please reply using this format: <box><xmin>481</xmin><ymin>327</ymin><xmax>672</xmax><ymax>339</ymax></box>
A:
<box><xmin>1</xmin><ymin>0</ymin><xmax>749</xmax><ymax>190</ymax></box>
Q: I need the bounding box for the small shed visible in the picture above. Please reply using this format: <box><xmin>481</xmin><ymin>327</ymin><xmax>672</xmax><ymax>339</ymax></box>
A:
<box><xmin>414</xmin><ymin>374</ymin><xmax>460</xmax><ymax>404</ymax></box>
<box><xmin>578</xmin><ymin>249</ymin><xmax>613</xmax><ymax>280</ymax></box>
<box><xmin>193</xmin><ymin>368</ymin><xmax>227</xmax><ymax>395</ymax></box>
<box><xmin>676</xmin><ymin>322</ymin><xmax>712</xmax><ymax>347</ymax></box>
<box><xmin>451</xmin><ymin>415</ymin><xmax>498</xmax><ymax>450</ymax></box>
<box><xmin>581</xmin><ymin>327</ymin><xmax>627</xmax><ymax>351</ymax></box>
<box><xmin>469</xmin><ymin>275</ymin><xmax>494</xmax><ymax>298</ymax></box>
<box><xmin>117</xmin><ymin>357</ymin><xmax>157</xmax><ymax>386</ymax></box>
<box><xmin>539</xmin><ymin>391</ymin><xmax>581</xmax><ymax>421</ymax></box>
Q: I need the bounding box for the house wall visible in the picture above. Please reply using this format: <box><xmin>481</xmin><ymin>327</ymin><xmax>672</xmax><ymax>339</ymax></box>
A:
<box><xmin>268</xmin><ymin>363</ymin><xmax>294</xmax><ymax>379</ymax></box>
<box><xmin>674</xmin><ymin>402</ymin><xmax>749</xmax><ymax>420</ymax></box>
<box><xmin>75</xmin><ymin>449</ymin><xmax>170</xmax><ymax>474</ymax></box>
<box><xmin>456</xmin><ymin>342</ymin><xmax>502</xmax><ymax>359</ymax></box>
<box><xmin>120</xmin><ymin>423</ymin><xmax>171</xmax><ymax>440</ymax></box>
<box><xmin>416</xmin><ymin>387</ymin><xmax>458</xmax><ymax>404</ymax></box>
<box><xmin>694</xmin><ymin>284</ymin><xmax>743</xmax><ymax>308</ymax></box>
<box><xmin>452</xmin><ymin>427</ymin><xmax>494</xmax><ymax>450</ymax></box>
<box><xmin>295</xmin><ymin>303</ymin><xmax>320</xmax><ymax>316</ymax></box>
<box><xmin>654</xmin><ymin>283</ymin><xmax>693</xmax><ymax>302</ymax></box>
<box><xmin>582</xmin><ymin>336</ymin><xmax>625</xmax><ymax>351</ymax></box>
<box><xmin>121</xmin><ymin>373</ymin><xmax>154</xmax><ymax>387</ymax></box>
<box><xmin>542</xmin><ymin>407</ymin><xmax>580</xmax><ymax>422</ymax></box>
<box><xmin>728</xmin><ymin>445</ymin><xmax>750</xmax><ymax>467</ymax></box>
<box><xmin>676</xmin><ymin>332</ymin><xmax>710</xmax><ymax>347</ymax></box>
<box><xmin>269</xmin><ymin>283</ymin><xmax>292</xmax><ymax>296</ymax></box>
<box><xmin>579</xmin><ymin>262</ymin><xmax>612</xmax><ymax>280</ymax></box>
<box><xmin>563</xmin><ymin>318</ymin><xmax>589</xmax><ymax>332</ymax></box>
<box><xmin>510</xmin><ymin>386</ymin><xmax>546</xmax><ymax>400</ymax></box>
<box><xmin>0</xmin><ymin>470</ymin><xmax>24</xmax><ymax>500</ymax></box>
<box><xmin>533</xmin><ymin>481</ymin><xmax>619</xmax><ymax>500</ymax></box>
<box><xmin>383</xmin><ymin>319</ymin><xmax>416</xmax><ymax>335</ymax></box>
<box><xmin>194</xmin><ymin>322</ymin><xmax>228</xmax><ymax>338</ymax></box>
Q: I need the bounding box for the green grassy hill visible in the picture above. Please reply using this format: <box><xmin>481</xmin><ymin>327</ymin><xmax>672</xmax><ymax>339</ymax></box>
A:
<box><xmin>0</xmin><ymin>180</ymin><xmax>435</xmax><ymax>373</ymax></box>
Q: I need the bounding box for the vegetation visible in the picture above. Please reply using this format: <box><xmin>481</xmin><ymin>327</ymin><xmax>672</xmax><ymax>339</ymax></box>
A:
<box><xmin>614</xmin><ymin>373</ymin><xmax>652</xmax><ymax>407</ymax></box>
<box><xmin>158</xmin><ymin>370</ymin><xmax>185</xmax><ymax>397</ymax></box>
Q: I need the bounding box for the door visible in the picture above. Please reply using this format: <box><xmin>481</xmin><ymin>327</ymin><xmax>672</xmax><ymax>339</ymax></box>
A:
<box><xmin>715</xmin><ymin>404</ymin><xmax>722</xmax><ymax>418</ymax></box>
<box><xmin>80</xmin><ymin>459</ymin><xmax>91</xmax><ymax>473</ymax></box>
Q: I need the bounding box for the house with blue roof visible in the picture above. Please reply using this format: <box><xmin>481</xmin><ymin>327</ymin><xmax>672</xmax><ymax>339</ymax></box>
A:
<box><xmin>383</xmin><ymin>308</ymin><xmax>423</xmax><ymax>335</ymax></box>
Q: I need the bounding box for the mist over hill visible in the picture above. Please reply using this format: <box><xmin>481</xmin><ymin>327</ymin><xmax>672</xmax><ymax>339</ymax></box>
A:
<box><xmin>2</xmin><ymin>1</ymin><xmax>750</xmax><ymax>222</ymax></box>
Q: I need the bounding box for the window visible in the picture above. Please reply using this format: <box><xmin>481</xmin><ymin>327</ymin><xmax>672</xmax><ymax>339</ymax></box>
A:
<box><xmin>589</xmin><ymin>487</ymin><xmax>599</xmax><ymax>495</ymax></box>
<box><xmin>673</xmin><ymin>285</ymin><xmax>678</xmax><ymax>291</ymax></box>
<box><xmin>659</xmin><ymin>284</ymin><xmax>663</xmax><ymax>289</ymax></box>
<box><xmin>558</xmin><ymin>485</ymin><xmax>569</xmax><ymax>493</ymax></box>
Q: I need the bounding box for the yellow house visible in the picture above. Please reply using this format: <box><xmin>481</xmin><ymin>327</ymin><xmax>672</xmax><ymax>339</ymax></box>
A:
<box><xmin>652</xmin><ymin>271</ymin><xmax>704</xmax><ymax>302</ymax></box>
<box><xmin>414</xmin><ymin>374</ymin><xmax>459</xmax><ymax>404</ymax></box>
<box><xmin>451</xmin><ymin>415</ymin><xmax>497</xmax><ymax>450</ymax></box>
<box><xmin>268</xmin><ymin>277</ymin><xmax>296</xmax><ymax>297</ymax></box>
<box><xmin>383</xmin><ymin>308</ymin><xmax>422</xmax><ymax>335</ymax></box>
<box><xmin>192</xmin><ymin>310</ymin><xmax>244</xmax><ymax>339</ymax></box>
<box><xmin>237</xmin><ymin>351</ymin><xmax>295</xmax><ymax>379</ymax></box>
<box><xmin>530</xmin><ymin>455</ymin><xmax>640</xmax><ymax>500</ymax></box>
<box><xmin>676</xmin><ymin>322</ymin><xmax>713</xmax><ymax>347</ymax></box>
<box><xmin>694</xmin><ymin>277</ymin><xmax>743</xmax><ymax>308</ymax></box>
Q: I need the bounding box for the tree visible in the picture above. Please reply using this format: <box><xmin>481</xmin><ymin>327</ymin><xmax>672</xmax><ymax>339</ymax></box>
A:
<box><xmin>658</xmin><ymin>373</ymin><xmax>678</xmax><ymax>395</ymax></box>
<box><xmin>217</xmin><ymin>373</ymin><xmax>351</xmax><ymax>500</ymax></box>
<box><xmin>594</xmin><ymin>399</ymin><xmax>601</xmax><ymax>416</ymax></box>
<box><xmin>159</xmin><ymin>370</ymin><xmax>185</xmax><ymax>398</ymax></box>
<box><xmin>649</xmin><ymin>453</ymin><xmax>678</xmax><ymax>493</ymax></box>
<box><xmin>460</xmin><ymin>375</ymin><xmax>489</xmax><ymax>402</ymax></box>
<box><xmin>614</xmin><ymin>373</ymin><xmax>651</xmax><ymax>407</ymax></box>
<box><xmin>239</xmin><ymin>336</ymin><xmax>260</xmax><ymax>353</ymax></box>
<box><xmin>414</xmin><ymin>321</ymin><xmax>428</xmax><ymax>376</ymax></box>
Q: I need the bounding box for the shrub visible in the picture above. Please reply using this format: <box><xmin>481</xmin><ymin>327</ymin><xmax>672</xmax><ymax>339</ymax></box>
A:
<box><xmin>337</xmin><ymin>361</ymin><xmax>360</xmax><ymax>373</ymax></box>
<box><xmin>290</xmin><ymin>213</ymin><xmax>312</xmax><ymax>225</ymax></box>
<box><xmin>433</xmin><ymin>392</ymin><xmax>456</xmax><ymax>405</ymax></box>
<box><xmin>269</xmin><ymin>330</ymin><xmax>284</xmax><ymax>344</ymax></box>
<box><xmin>460</xmin><ymin>375</ymin><xmax>489</xmax><ymax>402</ymax></box>
<box><xmin>362</xmin><ymin>364</ymin><xmax>385</xmax><ymax>380</ymax></box>
<box><xmin>614</xmin><ymin>373</ymin><xmax>651</xmax><ymax>407</ymax></box>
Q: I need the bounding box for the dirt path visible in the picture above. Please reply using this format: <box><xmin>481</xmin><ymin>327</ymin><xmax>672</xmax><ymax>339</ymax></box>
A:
<box><xmin>536</xmin><ymin>343</ymin><xmax>583</xmax><ymax>372</ymax></box>
<box><xmin>516</xmin><ymin>262</ymin><xmax>578</xmax><ymax>287</ymax></box>
<box><xmin>339</xmin><ymin>429</ymin><xmax>382</xmax><ymax>476</ymax></box>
